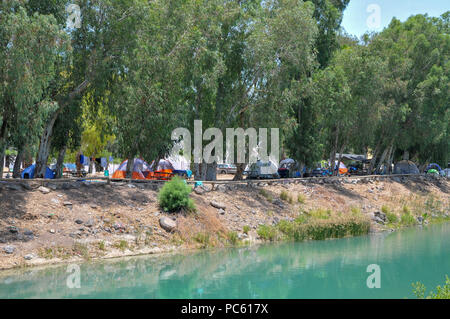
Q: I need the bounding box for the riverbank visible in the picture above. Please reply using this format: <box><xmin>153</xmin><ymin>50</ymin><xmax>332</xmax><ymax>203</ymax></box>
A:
<box><xmin>1</xmin><ymin>176</ymin><xmax>449</xmax><ymax>270</ymax></box>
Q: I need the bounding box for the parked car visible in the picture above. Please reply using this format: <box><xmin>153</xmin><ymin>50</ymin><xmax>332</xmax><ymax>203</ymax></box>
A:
<box><xmin>217</xmin><ymin>163</ymin><xmax>237</xmax><ymax>174</ymax></box>
<box><xmin>246</xmin><ymin>160</ymin><xmax>280</xmax><ymax>180</ymax></box>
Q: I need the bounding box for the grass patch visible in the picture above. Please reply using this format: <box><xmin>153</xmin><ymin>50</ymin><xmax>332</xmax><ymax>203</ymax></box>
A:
<box><xmin>400</xmin><ymin>212</ymin><xmax>416</xmax><ymax>226</ymax></box>
<box><xmin>280</xmin><ymin>190</ymin><xmax>294</xmax><ymax>204</ymax></box>
<box><xmin>227</xmin><ymin>231</ymin><xmax>239</xmax><ymax>245</ymax></box>
<box><xmin>257</xmin><ymin>209</ymin><xmax>370</xmax><ymax>243</ymax></box>
<box><xmin>308</xmin><ymin>209</ymin><xmax>332</xmax><ymax>220</ymax></box>
<box><xmin>98</xmin><ymin>241</ymin><xmax>106</xmax><ymax>251</ymax></box>
<box><xmin>193</xmin><ymin>233</ymin><xmax>211</xmax><ymax>248</ymax></box>
<box><xmin>257</xmin><ymin>225</ymin><xmax>278</xmax><ymax>241</ymax></box>
<box><xmin>259</xmin><ymin>189</ymin><xmax>273</xmax><ymax>203</ymax></box>
<box><xmin>297</xmin><ymin>194</ymin><xmax>306</xmax><ymax>204</ymax></box>
<box><xmin>243</xmin><ymin>225</ymin><xmax>250</xmax><ymax>234</ymax></box>
<box><xmin>114</xmin><ymin>240</ymin><xmax>129</xmax><ymax>251</ymax></box>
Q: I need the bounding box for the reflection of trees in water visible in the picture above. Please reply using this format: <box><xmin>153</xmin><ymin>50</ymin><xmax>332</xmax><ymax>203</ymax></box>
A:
<box><xmin>0</xmin><ymin>224</ymin><xmax>448</xmax><ymax>298</ymax></box>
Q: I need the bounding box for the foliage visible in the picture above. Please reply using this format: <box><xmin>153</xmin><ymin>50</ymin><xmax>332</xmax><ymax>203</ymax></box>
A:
<box><xmin>258</xmin><ymin>208</ymin><xmax>370</xmax><ymax>242</ymax></box>
<box><xmin>158</xmin><ymin>176</ymin><xmax>195</xmax><ymax>213</ymax></box>
<box><xmin>413</xmin><ymin>276</ymin><xmax>450</xmax><ymax>299</ymax></box>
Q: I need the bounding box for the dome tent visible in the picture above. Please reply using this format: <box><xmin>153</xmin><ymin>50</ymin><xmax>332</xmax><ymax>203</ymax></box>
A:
<box><xmin>111</xmin><ymin>159</ymin><xmax>152</xmax><ymax>179</ymax></box>
<box><xmin>393</xmin><ymin>160</ymin><xmax>420</xmax><ymax>175</ymax></box>
<box><xmin>21</xmin><ymin>164</ymin><xmax>55</xmax><ymax>179</ymax></box>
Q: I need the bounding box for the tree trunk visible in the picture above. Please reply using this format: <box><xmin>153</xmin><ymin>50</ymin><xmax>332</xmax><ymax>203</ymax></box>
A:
<box><xmin>88</xmin><ymin>157</ymin><xmax>94</xmax><ymax>174</ymax></box>
<box><xmin>55</xmin><ymin>145</ymin><xmax>67</xmax><ymax>179</ymax></box>
<box><xmin>193</xmin><ymin>163</ymin><xmax>201</xmax><ymax>181</ymax></box>
<box><xmin>205</xmin><ymin>162</ymin><xmax>217</xmax><ymax>181</ymax></box>
<box><xmin>376</xmin><ymin>147</ymin><xmax>389</xmax><ymax>174</ymax></box>
<box><xmin>35</xmin><ymin>111</ymin><xmax>59</xmax><ymax>178</ymax></box>
<box><xmin>368</xmin><ymin>142</ymin><xmax>381</xmax><ymax>174</ymax></box>
<box><xmin>402</xmin><ymin>150</ymin><xmax>409</xmax><ymax>161</ymax></box>
<box><xmin>12</xmin><ymin>147</ymin><xmax>24</xmax><ymax>178</ymax></box>
<box><xmin>329</xmin><ymin>126</ymin><xmax>339</xmax><ymax>176</ymax></box>
<box><xmin>126</xmin><ymin>157</ymin><xmax>134</xmax><ymax>179</ymax></box>
<box><xmin>386</xmin><ymin>145</ymin><xmax>395</xmax><ymax>175</ymax></box>
<box><xmin>233</xmin><ymin>163</ymin><xmax>246</xmax><ymax>181</ymax></box>
<box><xmin>0</xmin><ymin>147</ymin><xmax>5</xmax><ymax>179</ymax></box>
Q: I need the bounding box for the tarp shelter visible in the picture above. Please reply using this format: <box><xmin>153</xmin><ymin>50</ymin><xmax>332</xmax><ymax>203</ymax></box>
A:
<box><xmin>335</xmin><ymin>153</ymin><xmax>368</xmax><ymax>162</ymax></box>
<box><xmin>21</xmin><ymin>164</ymin><xmax>55</xmax><ymax>179</ymax></box>
<box><xmin>393</xmin><ymin>160</ymin><xmax>420</xmax><ymax>174</ymax></box>
<box><xmin>111</xmin><ymin>159</ymin><xmax>152</xmax><ymax>179</ymax></box>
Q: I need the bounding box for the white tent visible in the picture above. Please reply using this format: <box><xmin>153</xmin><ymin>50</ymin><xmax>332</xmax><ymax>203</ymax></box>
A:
<box><xmin>168</xmin><ymin>155</ymin><xmax>190</xmax><ymax>171</ymax></box>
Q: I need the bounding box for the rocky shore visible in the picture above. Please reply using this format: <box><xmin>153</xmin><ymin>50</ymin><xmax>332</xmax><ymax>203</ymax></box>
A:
<box><xmin>0</xmin><ymin>175</ymin><xmax>449</xmax><ymax>270</ymax></box>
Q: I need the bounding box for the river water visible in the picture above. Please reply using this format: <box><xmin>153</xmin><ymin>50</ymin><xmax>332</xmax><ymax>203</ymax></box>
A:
<box><xmin>0</xmin><ymin>223</ymin><xmax>449</xmax><ymax>299</ymax></box>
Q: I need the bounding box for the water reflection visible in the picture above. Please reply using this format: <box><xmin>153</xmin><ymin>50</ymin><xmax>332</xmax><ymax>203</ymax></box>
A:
<box><xmin>0</xmin><ymin>223</ymin><xmax>448</xmax><ymax>299</ymax></box>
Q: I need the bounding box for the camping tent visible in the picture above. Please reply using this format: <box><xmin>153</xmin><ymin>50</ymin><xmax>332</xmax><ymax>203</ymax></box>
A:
<box><xmin>426</xmin><ymin>163</ymin><xmax>442</xmax><ymax>172</ymax></box>
<box><xmin>21</xmin><ymin>164</ymin><xmax>55</xmax><ymax>179</ymax></box>
<box><xmin>393</xmin><ymin>160</ymin><xmax>420</xmax><ymax>175</ymax></box>
<box><xmin>111</xmin><ymin>159</ymin><xmax>152</xmax><ymax>179</ymax></box>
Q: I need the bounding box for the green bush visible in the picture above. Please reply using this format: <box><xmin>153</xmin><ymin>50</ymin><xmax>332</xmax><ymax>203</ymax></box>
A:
<box><xmin>227</xmin><ymin>231</ymin><xmax>239</xmax><ymax>245</ymax></box>
<box><xmin>158</xmin><ymin>176</ymin><xmax>195</xmax><ymax>213</ymax></box>
<box><xmin>401</xmin><ymin>212</ymin><xmax>416</xmax><ymax>226</ymax></box>
<box><xmin>386</xmin><ymin>211</ymin><xmax>398</xmax><ymax>224</ymax></box>
<box><xmin>243</xmin><ymin>225</ymin><xmax>250</xmax><ymax>234</ymax></box>
<box><xmin>257</xmin><ymin>225</ymin><xmax>278</xmax><ymax>241</ymax></box>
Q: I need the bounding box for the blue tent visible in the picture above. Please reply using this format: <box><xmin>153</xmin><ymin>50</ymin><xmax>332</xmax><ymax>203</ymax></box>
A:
<box><xmin>426</xmin><ymin>163</ymin><xmax>442</xmax><ymax>172</ymax></box>
<box><xmin>21</xmin><ymin>164</ymin><xmax>55</xmax><ymax>179</ymax></box>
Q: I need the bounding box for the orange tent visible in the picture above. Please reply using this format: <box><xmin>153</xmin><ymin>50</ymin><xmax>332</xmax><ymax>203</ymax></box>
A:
<box><xmin>111</xmin><ymin>159</ymin><xmax>152</xmax><ymax>179</ymax></box>
<box><xmin>146</xmin><ymin>160</ymin><xmax>175</xmax><ymax>180</ymax></box>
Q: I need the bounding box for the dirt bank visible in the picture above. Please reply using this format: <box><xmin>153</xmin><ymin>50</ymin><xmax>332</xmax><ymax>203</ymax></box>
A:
<box><xmin>1</xmin><ymin>176</ymin><xmax>449</xmax><ymax>270</ymax></box>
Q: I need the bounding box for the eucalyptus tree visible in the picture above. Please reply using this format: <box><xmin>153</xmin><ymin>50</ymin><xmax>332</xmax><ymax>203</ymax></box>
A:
<box><xmin>109</xmin><ymin>0</ymin><xmax>191</xmax><ymax>177</ymax></box>
<box><xmin>368</xmin><ymin>13</ymin><xmax>450</xmax><ymax>168</ymax></box>
<box><xmin>0</xmin><ymin>3</ymin><xmax>69</xmax><ymax>177</ymax></box>
<box><xmin>34</xmin><ymin>0</ymin><xmax>147</xmax><ymax>177</ymax></box>
<box><xmin>282</xmin><ymin>0</ymin><xmax>349</xmax><ymax>173</ymax></box>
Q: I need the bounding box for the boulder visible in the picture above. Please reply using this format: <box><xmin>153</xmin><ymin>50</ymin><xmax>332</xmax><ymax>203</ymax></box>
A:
<box><xmin>373</xmin><ymin>211</ymin><xmax>387</xmax><ymax>222</ymax></box>
<box><xmin>38</xmin><ymin>186</ymin><xmax>51</xmax><ymax>194</ymax></box>
<box><xmin>4</xmin><ymin>245</ymin><xmax>15</xmax><ymax>254</ymax></box>
<box><xmin>210</xmin><ymin>201</ymin><xmax>226</xmax><ymax>210</ymax></box>
<box><xmin>159</xmin><ymin>217</ymin><xmax>177</xmax><ymax>232</ymax></box>
<box><xmin>24</xmin><ymin>254</ymin><xmax>35</xmax><ymax>260</ymax></box>
<box><xmin>6</xmin><ymin>183</ymin><xmax>23</xmax><ymax>191</ymax></box>
<box><xmin>194</xmin><ymin>187</ymin><xmax>205</xmax><ymax>195</ymax></box>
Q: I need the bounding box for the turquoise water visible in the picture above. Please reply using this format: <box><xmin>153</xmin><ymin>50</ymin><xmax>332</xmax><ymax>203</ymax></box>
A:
<box><xmin>0</xmin><ymin>223</ymin><xmax>449</xmax><ymax>299</ymax></box>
